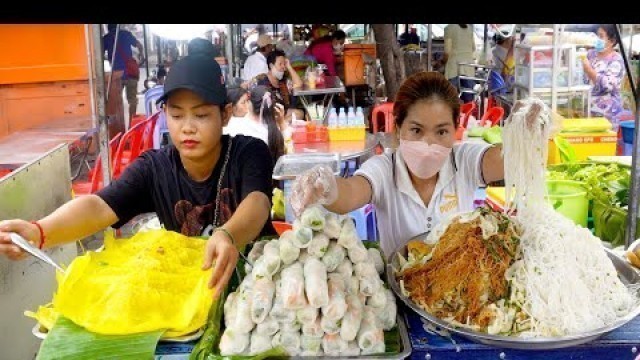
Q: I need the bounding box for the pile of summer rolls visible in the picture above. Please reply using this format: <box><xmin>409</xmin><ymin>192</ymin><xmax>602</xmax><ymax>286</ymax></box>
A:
<box><xmin>219</xmin><ymin>206</ymin><xmax>397</xmax><ymax>356</ymax></box>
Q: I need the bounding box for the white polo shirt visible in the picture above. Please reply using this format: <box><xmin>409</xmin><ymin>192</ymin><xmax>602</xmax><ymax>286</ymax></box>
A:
<box><xmin>354</xmin><ymin>142</ymin><xmax>492</xmax><ymax>257</ymax></box>
<box><xmin>242</xmin><ymin>52</ymin><xmax>269</xmax><ymax>81</ymax></box>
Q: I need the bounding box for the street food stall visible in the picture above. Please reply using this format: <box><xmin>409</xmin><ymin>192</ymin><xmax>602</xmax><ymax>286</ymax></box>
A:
<box><xmin>6</xmin><ymin>23</ymin><xmax>640</xmax><ymax>360</ymax></box>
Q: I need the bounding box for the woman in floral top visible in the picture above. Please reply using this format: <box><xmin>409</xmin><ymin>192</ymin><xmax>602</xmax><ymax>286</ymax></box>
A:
<box><xmin>582</xmin><ymin>24</ymin><xmax>626</xmax><ymax>129</ymax></box>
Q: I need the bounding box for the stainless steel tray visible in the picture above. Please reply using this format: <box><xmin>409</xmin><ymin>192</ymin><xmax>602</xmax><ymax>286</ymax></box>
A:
<box><xmin>272</xmin><ymin>153</ymin><xmax>341</xmax><ymax>180</ymax></box>
<box><xmin>387</xmin><ymin>239</ymin><xmax>640</xmax><ymax>350</ymax></box>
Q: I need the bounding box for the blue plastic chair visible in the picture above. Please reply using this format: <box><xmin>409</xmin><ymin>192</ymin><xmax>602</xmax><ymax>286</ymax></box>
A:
<box><xmin>488</xmin><ymin>70</ymin><xmax>508</xmax><ymax>96</ymax></box>
<box><xmin>143</xmin><ymin>86</ymin><xmax>168</xmax><ymax>149</ymax></box>
<box><xmin>144</xmin><ymin>86</ymin><xmax>164</xmax><ymax>117</ymax></box>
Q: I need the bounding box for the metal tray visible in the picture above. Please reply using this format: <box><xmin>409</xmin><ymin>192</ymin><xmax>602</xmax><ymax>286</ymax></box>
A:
<box><xmin>387</xmin><ymin>239</ymin><xmax>640</xmax><ymax>350</ymax></box>
<box><xmin>272</xmin><ymin>153</ymin><xmax>341</xmax><ymax>180</ymax></box>
<box><xmin>32</xmin><ymin>323</ymin><xmax>204</xmax><ymax>343</ymax></box>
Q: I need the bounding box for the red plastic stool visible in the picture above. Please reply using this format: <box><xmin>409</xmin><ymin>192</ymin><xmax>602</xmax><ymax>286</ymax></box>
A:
<box><xmin>130</xmin><ymin>114</ymin><xmax>147</xmax><ymax>129</ymax></box>
<box><xmin>371</xmin><ymin>102</ymin><xmax>395</xmax><ymax>133</ymax></box>
<box><xmin>459</xmin><ymin>102</ymin><xmax>477</xmax><ymax>128</ymax></box>
<box><xmin>480</xmin><ymin>106</ymin><xmax>505</xmax><ymax>127</ymax></box>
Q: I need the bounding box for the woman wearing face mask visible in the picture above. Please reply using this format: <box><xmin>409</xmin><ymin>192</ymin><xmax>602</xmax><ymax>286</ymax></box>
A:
<box><xmin>582</xmin><ymin>24</ymin><xmax>626</xmax><ymax>129</ymax></box>
<box><xmin>289</xmin><ymin>71</ymin><xmax>505</xmax><ymax>256</ymax></box>
<box><xmin>304</xmin><ymin>29</ymin><xmax>347</xmax><ymax>77</ymax></box>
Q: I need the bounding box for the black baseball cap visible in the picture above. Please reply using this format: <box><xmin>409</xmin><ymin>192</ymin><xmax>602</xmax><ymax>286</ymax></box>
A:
<box><xmin>157</xmin><ymin>55</ymin><xmax>227</xmax><ymax>106</ymax></box>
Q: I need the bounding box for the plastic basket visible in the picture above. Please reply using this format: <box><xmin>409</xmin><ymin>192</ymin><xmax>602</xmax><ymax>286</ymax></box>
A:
<box><xmin>328</xmin><ymin>126</ymin><xmax>366</xmax><ymax>141</ymax></box>
<box><xmin>546</xmin><ymin>180</ymin><xmax>589</xmax><ymax>228</ymax></box>
<box><xmin>291</xmin><ymin>125</ymin><xmax>329</xmax><ymax>144</ymax></box>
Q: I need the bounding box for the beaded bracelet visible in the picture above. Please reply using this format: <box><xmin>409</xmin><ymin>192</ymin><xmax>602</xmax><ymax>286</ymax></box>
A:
<box><xmin>31</xmin><ymin>221</ymin><xmax>46</xmax><ymax>249</ymax></box>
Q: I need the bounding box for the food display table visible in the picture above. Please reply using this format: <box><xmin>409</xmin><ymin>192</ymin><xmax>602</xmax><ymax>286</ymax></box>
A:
<box><xmin>405</xmin><ymin>309</ymin><xmax>640</xmax><ymax>360</ymax></box>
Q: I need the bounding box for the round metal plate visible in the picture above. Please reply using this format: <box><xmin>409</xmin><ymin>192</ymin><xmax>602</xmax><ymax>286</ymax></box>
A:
<box><xmin>387</xmin><ymin>235</ymin><xmax>640</xmax><ymax>350</ymax></box>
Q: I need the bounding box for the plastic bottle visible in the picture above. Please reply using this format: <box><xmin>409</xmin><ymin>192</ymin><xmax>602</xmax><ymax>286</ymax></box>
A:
<box><xmin>347</xmin><ymin>106</ymin><xmax>356</xmax><ymax>127</ymax></box>
<box><xmin>355</xmin><ymin>106</ymin><xmax>365</xmax><ymax>126</ymax></box>
<box><xmin>574</xmin><ymin>48</ymin><xmax>587</xmax><ymax>86</ymax></box>
<box><xmin>327</xmin><ymin>107</ymin><xmax>338</xmax><ymax>128</ymax></box>
<box><xmin>337</xmin><ymin>107</ymin><xmax>347</xmax><ymax>128</ymax></box>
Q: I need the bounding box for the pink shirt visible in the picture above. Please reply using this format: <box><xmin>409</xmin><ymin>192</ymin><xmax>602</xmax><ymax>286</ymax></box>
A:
<box><xmin>305</xmin><ymin>40</ymin><xmax>337</xmax><ymax>76</ymax></box>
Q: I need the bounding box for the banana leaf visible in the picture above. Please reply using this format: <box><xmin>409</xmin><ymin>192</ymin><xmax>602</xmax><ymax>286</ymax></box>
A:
<box><xmin>36</xmin><ymin>316</ymin><xmax>163</xmax><ymax>360</ymax></box>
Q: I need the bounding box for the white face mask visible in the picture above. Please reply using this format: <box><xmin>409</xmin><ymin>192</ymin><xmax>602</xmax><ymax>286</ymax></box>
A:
<box><xmin>333</xmin><ymin>43</ymin><xmax>344</xmax><ymax>52</ymax></box>
<box><xmin>272</xmin><ymin>69</ymin><xmax>285</xmax><ymax>80</ymax></box>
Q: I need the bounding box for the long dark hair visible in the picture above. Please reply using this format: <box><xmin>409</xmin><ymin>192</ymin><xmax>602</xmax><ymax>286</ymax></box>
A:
<box><xmin>249</xmin><ymin>85</ymin><xmax>285</xmax><ymax>162</ymax></box>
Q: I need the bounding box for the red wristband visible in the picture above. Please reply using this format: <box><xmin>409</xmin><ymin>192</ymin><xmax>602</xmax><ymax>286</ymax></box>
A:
<box><xmin>31</xmin><ymin>221</ymin><xmax>46</xmax><ymax>249</ymax></box>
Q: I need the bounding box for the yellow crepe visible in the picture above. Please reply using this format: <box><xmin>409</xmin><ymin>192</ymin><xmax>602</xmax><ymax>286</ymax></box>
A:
<box><xmin>26</xmin><ymin>229</ymin><xmax>213</xmax><ymax>337</ymax></box>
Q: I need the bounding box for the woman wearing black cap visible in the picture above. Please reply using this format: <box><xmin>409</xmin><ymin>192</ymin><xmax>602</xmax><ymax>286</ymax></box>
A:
<box><xmin>0</xmin><ymin>55</ymin><xmax>276</xmax><ymax>299</ymax></box>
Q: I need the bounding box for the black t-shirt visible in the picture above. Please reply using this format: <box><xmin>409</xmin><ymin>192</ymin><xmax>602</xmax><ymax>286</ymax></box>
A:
<box><xmin>97</xmin><ymin>135</ymin><xmax>276</xmax><ymax>237</ymax></box>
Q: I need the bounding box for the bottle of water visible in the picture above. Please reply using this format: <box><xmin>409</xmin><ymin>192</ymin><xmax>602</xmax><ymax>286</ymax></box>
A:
<box><xmin>355</xmin><ymin>106</ymin><xmax>365</xmax><ymax>126</ymax></box>
<box><xmin>337</xmin><ymin>107</ymin><xmax>347</xmax><ymax>128</ymax></box>
<box><xmin>327</xmin><ymin>107</ymin><xmax>338</xmax><ymax>128</ymax></box>
<box><xmin>574</xmin><ymin>48</ymin><xmax>587</xmax><ymax>86</ymax></box>
<box><xmin>347</xmin><ymin>106</ymin><xmax>356</xmax><ymax>127</ymax></box>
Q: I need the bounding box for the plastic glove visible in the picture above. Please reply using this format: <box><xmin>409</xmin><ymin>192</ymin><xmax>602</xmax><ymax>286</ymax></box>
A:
<box><xmin>290</xmin><ymin>165</ymin><xmax>338</xmax><ymax>218</ymax></box>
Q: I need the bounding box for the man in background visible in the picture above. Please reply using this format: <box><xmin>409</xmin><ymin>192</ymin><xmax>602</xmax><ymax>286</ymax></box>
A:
<box><xmin>443</xmin><ymin>24</ymin><xmax>476</xmax><ymax>103</ymax></box>
<box><xmin>398</xmin><ymin>26</ymin><xmax>420</xmax><ymax>46</ymax></box>
<box><xmin>103</xmin><ymin>24</ymin><xmax>145</xmax><ymax>119</ymax></box>
<box><xmin>242</xmin><ymin>34</ymin><xmax>275</xmax><ymax>81</ymax></box>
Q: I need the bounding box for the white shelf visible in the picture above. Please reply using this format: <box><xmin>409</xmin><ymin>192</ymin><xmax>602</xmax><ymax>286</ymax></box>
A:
<box><xmin>517</xmin><ymin>65</ymin><xmax>570</xmax><ymax>71</ymax></box>
<box><xmin>514</xmin><ymin>84</ymin><xmax>592</xmax><ymax>93</ymax></box>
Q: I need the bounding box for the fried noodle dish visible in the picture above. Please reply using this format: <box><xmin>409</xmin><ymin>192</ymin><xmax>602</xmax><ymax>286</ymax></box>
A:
<box><xmin>398</xmin><ymin>207</ymin><xmax>526</xmax><ymax>334</ymax></box>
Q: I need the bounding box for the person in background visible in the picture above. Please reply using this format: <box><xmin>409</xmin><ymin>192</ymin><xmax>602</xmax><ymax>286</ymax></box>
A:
<box><xmin>399</xmin><ymin>26</ymin><xmax>420</xmax><ymax>46</ymax></box>
<box><xmin>398</xmin><ymin>28</ymin><xmax>410</xmax><ymax>46</ymax></box>
<box><xmin>156</xmin><ymin>65</ymin><xmax>167</xmax><ymax>86</ymax></box>
<box><xmin>251</xmin><ymin>49</ymin><xmax>304</xmax><ymax>121</ymax></box>
<box><xmin>582</xmin><ymin>24</ymin><xmax>626</xmax><ymax>129</ymax></box>
<box><xmin>226</xmin><ymin>87</ymin><xmax>250</xmax><ymax>121</ymax></box>
<box><xmin>224</xmin><ymin>85</ymin><xmax>285</xmax><ymax>165</ymax></box>
<box><xmin>188</xmin><ymin>37</ymin><xmax>220</xmax><ymax>58</ymax></box>
<box><xmin>0</xmin><ymin>55</ymin><xmax>276</xmax><ymax>299</ymax></box>
<box><xmin>289</xmin><ymin>71</ymin><xmax>507</xmax><ymax>257</ymax></box>
<box><xmin>242</xmin><ymin>34</ymin><xmax>275</xmax><ymax>81</ymax></box>
<box><xmin>304</xmin><ymin>29</ymin><xmax>347</xmax><ymax>77</ymax></box>
<box><xmin>248</xmin><ymin>87</ymin><xmax>286</xmax><ymax>165</ymax></box>
<box><xmin>103</xmin><ymin>24</ymin><xmax>145</xmax><ymax>119</ymax></box>
<box><xmin>443</xmin><ymin>24</ymin><xmax>476</xmax><ymax>103</ymax></box>
<box><xmin>491</xmin><ymin>27</ymin><xmax>516</xmax><ymax>92</ymax></box>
